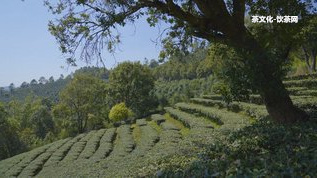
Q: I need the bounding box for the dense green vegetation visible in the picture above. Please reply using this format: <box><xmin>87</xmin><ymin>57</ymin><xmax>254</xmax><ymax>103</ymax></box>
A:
<box><xmin>52</xmin><ymin>73</ymin><xmax>108</xmax><ymax>135</ymax></box>
<box><xmin>45</xmin><ymin>0</ymin><xmax>317</xmax><ymax>123</ymax></box>
<box><xmin>1</xmin><ymin>0</ymin><xmax>316</xmax><ymax>176</ymax></box>
<box><xmin>0</xmin><ymin>63</ymin><xmax>161</xmax><ymax>160</ymax></box>
<box><xmin>0</xmin><ymin>46</ymin><xmax>218</xmax><ymax>159</ymax></box>
<box><xmin>152</xmin><ymin>48</ymin><xmax>212</xmax><ymax>80</ymax></box>
<box><xmin>1</xmin><ymin>73</ymin><xmax>316</xmax><ymax>177</ymax></box>
<box><xmin>0</xmin><ymin>76</ymin><xmax>71</xmax><ymax>103</ymax></box>
<box><xmin>108</xmin><ymin>62</ymin><xmax>157</xmax><ymax>117</ymax></box>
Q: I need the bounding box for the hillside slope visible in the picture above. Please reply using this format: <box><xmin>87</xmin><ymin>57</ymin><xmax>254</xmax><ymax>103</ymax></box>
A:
<box><xmin>1</xmin><ymin>75</ymin><xmax>317</xmax><ymax>177</ymax></box>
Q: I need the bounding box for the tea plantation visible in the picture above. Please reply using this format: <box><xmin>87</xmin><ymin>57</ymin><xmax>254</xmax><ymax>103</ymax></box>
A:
<box><xmin>1</xmin><ymin>74</ymin><xmax>317</xmax><ymax>177</ymax></box>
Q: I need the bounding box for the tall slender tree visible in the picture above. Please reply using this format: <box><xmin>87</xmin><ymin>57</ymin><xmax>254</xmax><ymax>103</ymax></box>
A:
<box><xmin>9</xmin><ymin>83</ymin><xmax>15</xmax><ymax>95</ymax></box>
<box><xmin>0</xmin><ymin>87</ymin><xmax>4</xmax><ymax>96</ymax></box>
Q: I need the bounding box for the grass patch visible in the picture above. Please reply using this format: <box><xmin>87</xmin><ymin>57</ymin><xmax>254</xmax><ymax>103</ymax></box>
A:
<box><xmin>148</xmin><ymin>120</ymin><xmax>163</xmax><ymax>133</ymax></box>
<box><xmin>131</xmin><ymin>124</ymin><xmax>141</xmax><ymax>144</ymax></box>
<box><xmin>164</xmin><ymin>113</ymin><xmax>190</xmax><ymax>137</ymax></box>
<box><xmin>208</xmin><ymin>119</ymin><xmax>221</xmax><ymax>129</ymax></box>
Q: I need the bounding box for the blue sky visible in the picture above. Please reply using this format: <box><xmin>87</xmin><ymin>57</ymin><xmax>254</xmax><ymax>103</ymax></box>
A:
<box><xmin>0</xmin><ymin>0</ymin><xmax>165</xmax><ymax>87</ymax></box>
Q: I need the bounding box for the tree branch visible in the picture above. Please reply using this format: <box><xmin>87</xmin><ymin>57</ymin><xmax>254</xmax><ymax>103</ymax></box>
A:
<box><xmin>233</xmin><ymin>0</ymin><xmax>245</xmax><ymax>27</ymax></box>
<box><xmin>140</xmin><ymin>0</ymin><xmax>220</xmax><ymax>39</ymax></box>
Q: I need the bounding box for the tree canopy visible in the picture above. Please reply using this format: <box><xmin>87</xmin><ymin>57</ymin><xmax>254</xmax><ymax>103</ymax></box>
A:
<box><xmin>45</xmin><ymin>0</ymin><xmax>315</xmax><ymax>61</ymax></box>
<box><xmin>45</xmin><ymin>0</ymin><xmax>316</xmax><ymax>123</ymax></box>
<box><xmin>53</xmin><ymin>73</ymin><xmax>108</xmax><ymax>134</ymax></box>
<box><xmin>295</xmin><ymin>16</ymin><xmax>317</xmax><ymax>72</ymax></box>
<box><xmin>109</xmin><ymin>61</ymin><xmax>156</xmax><ymax>117</ymax></box>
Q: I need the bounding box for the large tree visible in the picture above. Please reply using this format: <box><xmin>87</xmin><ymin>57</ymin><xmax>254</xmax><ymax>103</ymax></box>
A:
<box><xmin>0</xmin><ymin>102</ymin><xmax>25</xmax><ymax>160</ymax></box>
<box><xmin>30</xmin><ymin>105</ymin><xmax>55</xmax><ymax>139</ymax></box>
<box><xmin>109</xmin><ymin>61</ymin><xmax>156</xmax><ymax>117</ymax></box>
<box><xmin>45</xmin><ymin>0</ymin><xmax>316</xmax><ymax>123</ymax></box>
<box><xmin>53</xmin><ymin>74</ymin><xmax>108</xmax><ymax>134</ymax></box>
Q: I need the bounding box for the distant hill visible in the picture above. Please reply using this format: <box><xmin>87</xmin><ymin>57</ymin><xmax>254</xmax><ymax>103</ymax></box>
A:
<box><xmin>0</xmin><ymin>67</ymin><xmax>110</xmax><ymax>103</ymax></box>
<box><xmin>2</xmin><ymin>86</ymin><xmax>9</xmax><ymax>91</ymax></box>
<box><xmin>0</xmin><ymin>77</ymin><xmax>72</xmax><ymax>103</ymax></box>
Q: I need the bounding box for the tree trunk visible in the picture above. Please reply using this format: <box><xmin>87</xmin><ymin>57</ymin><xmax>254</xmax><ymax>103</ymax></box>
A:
<box><xmin>77</xmin><ymin>111</ymin><xmax>83</xmax><ymax>133</ymax></box>
<box><xmin>302</xmin><ymin>46</ymin><xmax>312</xmax><ymax>72</ymax></box>
<box><xmin>259</xmin><ymin>74</ymin><xmax>309</xmax><ymax>123</ymax></box>
<box><xmin>229</xmin><ymin>31</ymin><xmax>309</xmax><ymax>123</ymax></box>
<box><xmin>311</xmin><ymin>50</ymin><xmax>316</xmax><ymax>72</ymax></box>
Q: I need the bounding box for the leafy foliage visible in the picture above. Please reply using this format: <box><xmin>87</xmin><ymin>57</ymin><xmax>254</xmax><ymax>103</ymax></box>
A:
<box><xmin>153</xmin><ymin>48</ymin><xmax>210</xmax><ymax>81</ymax></box>
<box><xmin>109</xmin><ymin>62</ymin><xmax>156</xmax><ymax>117</ymax></box>
<box><xmin>108</xmin><ymin>103</ymin><xmax>134</xmax><ymax>122</ymax></box>
<box><xmin>153</xmin><ymin>77</ymin><xmax>214</xmax><ymax>107</ymax></box>
<box><xmin>0</xmin><ymin>102</ymin><xmax>25</xmax><ymax>160</ymax></box>
<box><xmin>53</xmin><ymin>73</ymin><xmax>108</xmax><ymax>135</ymax></box>
<box><xmin>206</xmin><ymin>43</ymin><xmax>254</xmax><ymax>101</ymax></box>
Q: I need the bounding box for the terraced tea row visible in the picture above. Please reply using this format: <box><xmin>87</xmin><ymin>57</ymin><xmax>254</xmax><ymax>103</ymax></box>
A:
<box><xmin>283</xmin><ymin>78</ymin><xmax>317</xmax><ymax>87</ymax></box>
<box><xmin>190</xmin><ymin>98</ymin><xmax>268</xmax><ymax>119</ymax></box>
<box><xmin>18</xmin><ymin>139</ymin><xmax>70</xmax><ymax>177</ymax></box>
<box><xmin>89</xmin><ymin>128</ymin><xmax>116</xmax><ymax>163</ymax></box>
<box><xmin>1</xmin><ymin>145</ymin><xmax>50</xmax><ymax>177</ymax></box>
<box><xmin>110</xmin><ymin>125</ymin><xmax>136</xmax><ymax>157</ymax></box>
<box><xmin>60</xmin><ymin>131</ymin><xmax>97</xmax><ymax>163</ymax></box>
<box><xmin>165</xmin><ymin>107</ymin><xmax>215</xmax><ymax>128</ymax></box>
<box><xmin>133</xmin><ymin>119</ymin><xmax>160</xmax><ymax>157</ymax></box>
<box><xmin>43</xmin><ymin>134</ymin><xmax>86</xmax><ymax>167</ymax></box>
<box><xmin>3</xmin><ymin>76</ymin><xmax>314</xmax><ymax>178</ymax></box>
<box><xmin>155</xmin><ymin>117</ymin><xmax>182</xmax><ymax>147</ymax></box>
<box><xmin>284</xmin><ymin>73</ymin><xmax>317</xmax><ymax>80</ymax></box>
<box><xmin>1</xmin><ymin>128</ymin><xmax>115</xmax><ymax>177</ymax></box>
<box><xmin>4</xmin><ymin>145</ymin><xmax>52</xmax><ymax>177</ymax></box>
<box><xmin>174</xmin><ymin>102</ymin><xmax>250</xmax><ymax>129</ymax></box>
<box><xmin>1</xmin><ymin>97</ymin><xmax>256</xmax><ymax>177</ymax></box>
<box><xmin>78</xmin><ymin>129</ymin><xmax>107</xmax><ymax>159</ymax></box>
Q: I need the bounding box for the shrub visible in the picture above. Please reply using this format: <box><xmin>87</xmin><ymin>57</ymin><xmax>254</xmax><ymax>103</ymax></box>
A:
<box><xmin>211</xmin><ymin>82</ymin><xmax>233</xmax><ymax>104</ymax></box>
<box><xmin>109</xmin><ymin>103</ymin><xmax>134</xmax><ymax>122</ymax></box>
